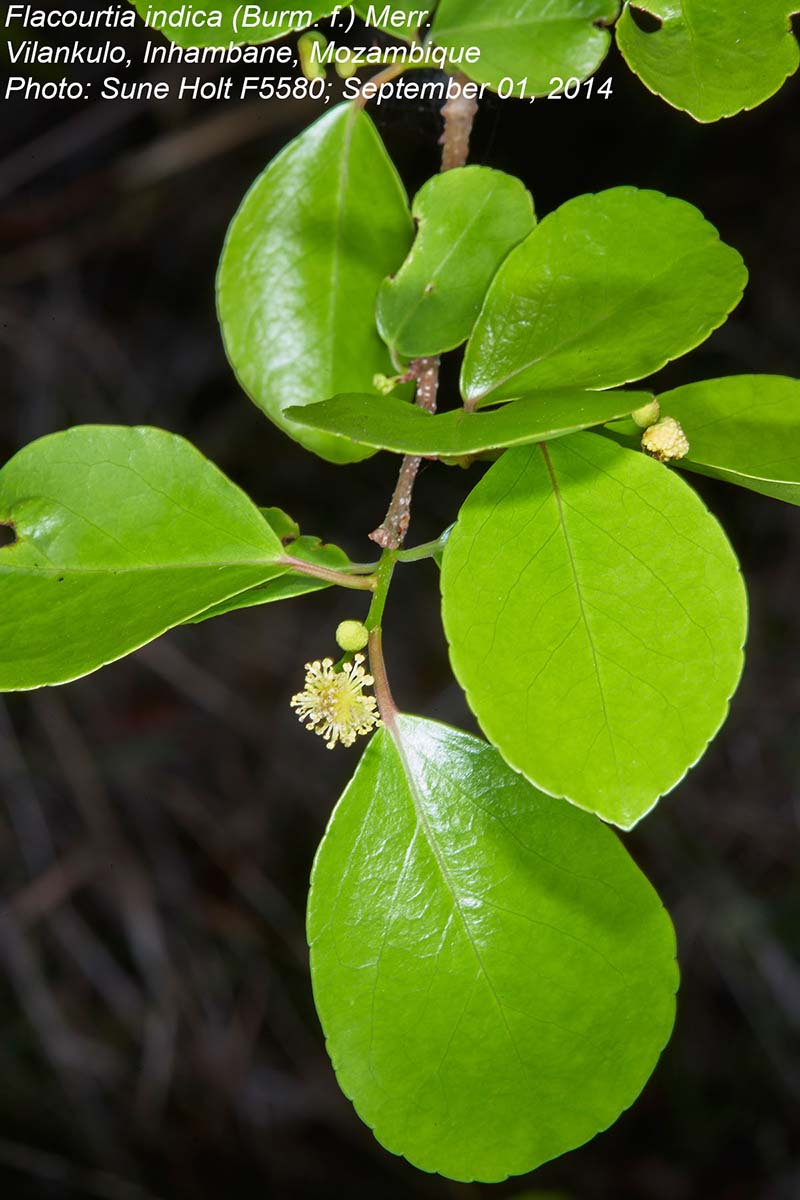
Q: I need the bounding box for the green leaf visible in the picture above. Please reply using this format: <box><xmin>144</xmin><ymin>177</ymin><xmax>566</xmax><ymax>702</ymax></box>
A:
<box><xmin>605</xmin><ymin>375</ymin><xmax>800</xmax><ymax>506</ymax></box>
<box><xmin>217</xmin><ymin>104</ymin><xmax>413</xmax><ymax>464</ymax></box>
<box><xmin>128</xmin><ymin>1</ymin><xmax>334</xmax><ymax>47</ymax></box>
<box><xmin>377</xmin><ymin>167</ymin><xmax>535</xmax><ymax>358</ymax></box>
<box><xmin>461</xmin><ymin>188</ymin><xmax>747</xmax><ymax>408</ymax></box>
<box><xmin>288</xmin><ymin>389</ymin><xmax>654</xmax><ymax>456</ymax></box>
<box><xmin>260</xmin><ymin>506</ymin><xmax>300</xmax><ymax>541</ymax></box>
<box><xmin>433</xmin><ymin>525</ymin><xmax>454</xmax><ymax>569</ymax></box>
<box><xmin>308</xmin><ymin>715</ymin><xmax>678</xmax><ymax>1182</ymax></box>
<box><xmin>188</xmin><ymin>508</ymin><xmax>354</xmax><ymax>623</ymax></box>
<box><xmin>430</xmin><ymin>0</ymin><xmax>620</xmax><ymax>93</ymax></box>
<box><xmin>0</xmin><ymin>426</ymin><xmax>290</xmax><ymax>691</ymax></box>
<box><xmin>440</xmin><ymin>435</ymin><xmax>747</xmax><ymax>828</ymax></box>
<box><xmin>617</xmin><ymin>1</ymin><xmax>800</xmax><ymax>123</ymax></box>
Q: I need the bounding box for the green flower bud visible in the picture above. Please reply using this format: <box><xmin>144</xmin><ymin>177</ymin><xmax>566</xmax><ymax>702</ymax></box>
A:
<box><xmin>335</xmin><ymin>55</ymin><xmax>358</xmax><ymax>80</ymax></box>
<box><xmin>631</xmin><ymin>399</ymin><xmax>661</xmax><ymax>429</ymax></box>
<box><xmin>336</xmin><ymin>620</ymin><xmax>369</xmax><ymax>653</ymax></box>
<box><xmin>298</xmin><ymin>32</ymin><xmax>327</xmax><ymax>81</ymax></box>
<box><xmin>373</xmin><ymin>372</ymin><xmax>403</xmax><ymax>396</ymax></box>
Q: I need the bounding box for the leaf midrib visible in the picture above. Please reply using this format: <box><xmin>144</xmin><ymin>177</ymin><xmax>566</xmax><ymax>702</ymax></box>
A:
<box><xmin>326</xmin><ymin>106</ymin><xmax>358</xmax><ymax>381</ymax></box>
<box><xmin>539</xmin><ymin>443</ymin><xmax>622</xmax><ymax>795</ymax></box>
<box><xmin>471</xmin><ymin>235</ymin><xmax>729</xmax><ymax>401</ymax></box>
<box><xmin>0</xmin><ymin>558</ymin><xmax>285</xmax><ymax>577</ymax></box>
<box><xmin>384</xmin><ymin>184</ymin><xmax>501</xmax><ymax>349</ymax></box>
<box><xmin>389</xmin><ymin>719</ymin><xmax>532</xmax><ymax>1081</ymax></box>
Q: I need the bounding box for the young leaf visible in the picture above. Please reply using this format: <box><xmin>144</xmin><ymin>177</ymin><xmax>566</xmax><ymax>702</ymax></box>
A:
<box><xmin>188</xmin><ymin>511</ymin><xmax>354</xmax><ymax>623</ymax></box>
<box><xmin>461</xmin><ymin>188</ymin><xmax>747</xmax><ymax>407</ymax></box>
<box><xmin>377</xmin><ymin>167</ymin><xmax>535</xmax><ymax>358</ymax></box>
<box><xmin>218</xmin><ymin>104</ymin><xmax>413</xmax><ymax>464</ymax></box>
<box><xmin>127</xmin><ymin>1</ymin><xmax>334</xmax><ymax>47</ymax></box>
<box><xmin>617</xmin><ymin>1</ymin><xmax>800</xmax><ymax>123</ymax></box>
<box><xmin>260</xmin><ymin>506</ymin><xmax>301</xmax><ymax>541</ymax></box>
<box><xmin>308</xmin><ymin>716</ymin><xmax>678</xmax><ymax>1183</ymax></box>
<box><xmin>440</xmin><ymin>435</ymin><xmax>747</xmax><ymax>828</ymax></box>
<box><xmin>0</xmin><ymin>426</ymin><xmax>290</xmax><ymax>690</ymax></box>
<box><xmin>430</xmin><ymin>0</ymin><xmax>619</xmax><ymax>94</ymax></box>
<box><xmin>288</xmin><ymin>389</ymin><xmax>654</xmax><ymax>456</ymax></box>
<box><xmin>604</xmin><ymin>375</ymin><xmax>800</xmax><ymax>506</ymax></box>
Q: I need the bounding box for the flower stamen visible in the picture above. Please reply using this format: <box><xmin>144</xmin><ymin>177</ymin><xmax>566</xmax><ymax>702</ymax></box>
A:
<box><xmin>290</xmin><ymin>654</ymin><xmax>381</xmax><ymax>749</ymax></box>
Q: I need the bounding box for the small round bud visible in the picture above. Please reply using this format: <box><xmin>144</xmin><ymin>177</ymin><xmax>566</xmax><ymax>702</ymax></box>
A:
<box><xmin>336</xmin><ymin>620</ymin><xmax>369</xmax><ymax>653</ymax></box>
<box><xmin>373</xmin><ymin>373</ymin><xmax>402</xmax><ymax>396</ymax></box>
<box><xmin>335</xmin><ymin>56</ymin><xmax>358</xmax><ymax>80</ymax></box>
<box><xmin>298</xmin><ymin>32</ymin><xmax>327</xmax><ymax>81</ymax></box>
<box><xmin>641</xmin><ymin>416</ymin><xmax>690</xmax><ymax>463</ymax></box>
<box><xmin>631</xmin><ymin>399</ymin><xmax>661</xmax><ymax>429</ymax></box>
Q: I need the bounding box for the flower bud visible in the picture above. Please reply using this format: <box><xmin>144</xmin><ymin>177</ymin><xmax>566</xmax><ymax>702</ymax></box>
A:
<box><xmin>631</xmin><ymin>399</ymin><xmax>661</xmax><ymax>429</ymax></box>
<box><xmin>336</xmin><ymin>620</ymin><xmax>369</xmax><ymax>653</ymax></box>
<box><xmin>298</xmin><ymin>32</ymin><xmax>327</xmax><ymax>81</ymax></box>
<box><xmin>373</xmin><ymin>373</ymin><xmax>403</xmax><ymax>396</ymax></box>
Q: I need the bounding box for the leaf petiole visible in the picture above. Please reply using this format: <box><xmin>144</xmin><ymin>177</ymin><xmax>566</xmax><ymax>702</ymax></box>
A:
<box><xmin>279</xmin><ymin>555</ymin><xmax>377</xmax><ymax>591</ymax></box>
<box><xmin>396</xmin><ymin>530</ymin><xmax>452</xmax><ymax>563</ymax></box>
<box><xmin>364</xmin><ymin>549</ymin><xmax>399</xmax><ymax>727</ymax></box>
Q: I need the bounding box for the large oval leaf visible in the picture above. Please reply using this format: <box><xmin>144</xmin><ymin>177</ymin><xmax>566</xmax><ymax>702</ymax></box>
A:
<box><xmin>0</xmin><ymin>426</ymin><xmax>289</xmax><ymax>690</ymax></box>
<box><xmin>430</xmin><ymin>0</ymin><xmax>620</xmax><ymax>94</ymax></box>
<box><xmin>441</xmin><ymin>435</ymin><xmax>747</xmax><ymax>828</ymax></box>
<box><xmin>309</xmin><ymin>715</ymin><xmax>678</xmax><ymax>1182</ymax></box>
<box><xmin>128</xmin><ymin>1</ymin><xmax>333</xmax><ymax>47</ymax></box>
<box><xmin>461</xmin><ymin>188</ymin><xmax>747</xmax><ymax>407</ymax></box>
<box><xmin>288</xmin><ymin>388</ymin><xmax>653</xmax><ymax>455</ymax></box>
<box><xmin>377</xmin><ymin>167</ymin><xmax>535</xmax><ymax>359</ymax></box>
<box><xmin>617</xmin><ymin>1</ymin><xmax>800</xmax><ymax>123</ymax></box>
<box><xmin>218</xmin><ymin>104</ymin><xmax>413</xmax><ymax>464</ymax></box>
<box><xmin>605</xmin><ymin>375</ymin><xmax>800</xmax><ymax>506</ymax></box>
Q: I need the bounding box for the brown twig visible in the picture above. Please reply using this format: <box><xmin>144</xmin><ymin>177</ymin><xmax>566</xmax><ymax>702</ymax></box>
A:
<box><xmin>369</xmin><ymin>79</ymin><xmax>479</xmax><ymax>549</ymax></box>
<box><xmin>369</xmin><ymin>356</ymin><xmax>439</xmax><ymax>548</ymax></box>
<box><xmin>440</xmin><ymin>73</ymin><xmax>481</xmax><ymax>173</ymax></box>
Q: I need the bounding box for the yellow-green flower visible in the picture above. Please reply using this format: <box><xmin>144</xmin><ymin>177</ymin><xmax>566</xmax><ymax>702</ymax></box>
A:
<box><xmin>641</xmin><ymin>416</ymin><xmax>690</xmax><ymax>463</ymax></box>
<box><xmin>291</xmin><ymin>654</ymin><xmax>381</xmax><ymax>749</ymax></box>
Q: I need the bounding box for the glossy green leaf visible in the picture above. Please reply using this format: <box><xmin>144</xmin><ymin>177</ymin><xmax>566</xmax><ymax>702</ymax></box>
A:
<box><xmin>308</xmin><ymin>715</ymin><xmax>678</xmax><ymax>1182</ymax></box>
<box><xmin>605</xmin><ymin>375</ymin><xmax>800</xmax><ymax>506</ymax></box>
<box><xmin>617</xmin><ymin>1</ymin><xmax>800</xmax><ymax>122</ymax></box>
<box><xmin>0</xmin><ymin>426</ymin><xmax>290</xmax><ymax>690</ymax></box>
<box><xmin>218</xmin><ymin>104</ymin><xmax>413</xmax><ymax>464</ymax></box>
<box><xmin>377</xmin><ymin>167</ymin><xmax>535</xmax><ymax>358</ymax></box>
<box><xmin>259</xmin><ymin>506</ymin><xmax>301</xmax><ymax>541</ymax></box>
<box><xmin>188</xmin><ymin>508</ymin><xmax>353</xmax><ymax>623</ymax></box>
<box><xmin>288</xmin><ymin>388</ymin><xmax>653</xmax><ymax>455</ymax></box>
<box><xmin>128</xmin><ymin>1</ymin><xmax>333</xmax><ymax>47</ymax></box>
<box><xmin>430</xmin><ymin>0</ymin><xmax>620</xmax><ymax>93</ymax></box>
<box><xmin>461</xmin><ymin>188</ymin><xmax>747</xmax><ymax>407</ymax></box>
<box><xmin>441</xmin><ymin>435</ymin><xmax>747</xmax><ymax>828</ymax></box>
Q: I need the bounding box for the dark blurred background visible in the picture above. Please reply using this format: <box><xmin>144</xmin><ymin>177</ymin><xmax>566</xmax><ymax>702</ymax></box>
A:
<box><xmin>1</xmin><ymin>14</ymin><xmax>799</xmax><ymax>1200</ymax></box>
